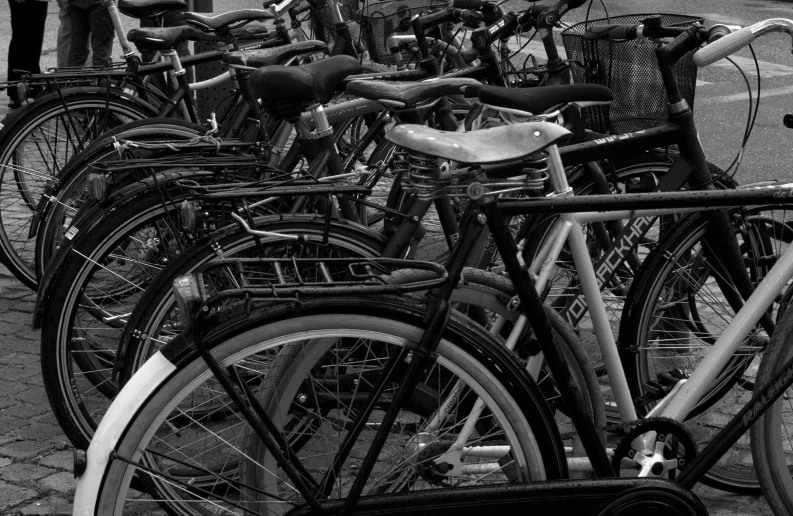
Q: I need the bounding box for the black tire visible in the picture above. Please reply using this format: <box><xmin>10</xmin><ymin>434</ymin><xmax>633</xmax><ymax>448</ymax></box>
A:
<box><xmin>750</xmin><ymin>302</ymin><xmax>793</xmax><ymax>516</ymax></box>
<box><xmin>0</xmin><ymin>90</ymin><xmax>156</xmax><ymax>289</ymax></box>
<box><xmin>620</xmin><ymin>205</ymin><xmax>793</xmax><ymax>494</ymax></box>
<box><xmin>93</xmin><ymin>298</ymin><xmax>567</xmax><ymax>514</ymax></box>
<box><xmin>33</xmin><ymin>118</ymin><xmax>207</xmax><ymax>286</ymax></box>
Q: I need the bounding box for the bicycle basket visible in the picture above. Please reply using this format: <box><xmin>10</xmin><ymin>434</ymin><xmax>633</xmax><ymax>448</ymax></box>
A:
<box><xmin>309</xmin><ymin>0</ymin><xmax>362</xmax><ymax>45</ymax></box>
<box><xmin>561</xmin><ymin>14</ymin><xmax>703</xmax><ymax>135</ymax></box>
<box><xmin>359</xmin><ymin>0</ymin><xmax>449</xmax><ymax>65</ymax></box>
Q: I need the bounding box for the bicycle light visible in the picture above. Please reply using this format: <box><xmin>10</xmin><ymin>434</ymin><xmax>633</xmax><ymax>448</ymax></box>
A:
<box><xmin>173</xmin><ymin>274</ymin><xmax>204</xmax><ymax>328</ymax></box>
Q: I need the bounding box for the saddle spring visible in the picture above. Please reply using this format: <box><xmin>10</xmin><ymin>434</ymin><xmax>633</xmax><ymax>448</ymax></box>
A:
<box><xmin>521</xmin><ymin>151</ymin><xmax>550</xmax><ymax>194</ymax></box>
<box><xmin>407</xmin><ymin>150</ymin><xmax>446</xmax><ymax>200</ymax></box>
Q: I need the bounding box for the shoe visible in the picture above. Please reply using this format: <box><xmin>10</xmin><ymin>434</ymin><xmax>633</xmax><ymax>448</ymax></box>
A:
<box><xmin>7</xmin><ymin>100</ymin><xmax>20</xmax><ymax>110</ymax></box>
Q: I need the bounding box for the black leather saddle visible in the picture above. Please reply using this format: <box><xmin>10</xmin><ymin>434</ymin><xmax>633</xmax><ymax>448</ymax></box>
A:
<box><xmin>464</xmin><ymin>84</ymin><xmax>614</xmax><ymax>114</ymax></box>
<box><xmin>250</xmin><ymin>55</ymin><xmax>362</xmax><ymax>107</ymax></box>
<box><xmin>118</xmin><ymin>0</ymin><xmax>187</xmax><ymax>19</ymax></box>
<box><xmin>182</xmin><ymin>9</ymin><xmax>275</xmax><ymax>32</ymax></box>
<box><xmin>127</xmin><ymin>26</ymin><xmax>219</xmax><ymax>51</ymax></box>
<box><xmin>223</xmin><ymin>41</ymin><xmax>328</xmax><ymax>68</ymax></box>
<box><xmin>347</xmin><ymin>78</ymin><xmax>481</xmax><ymax>108</ymax></box>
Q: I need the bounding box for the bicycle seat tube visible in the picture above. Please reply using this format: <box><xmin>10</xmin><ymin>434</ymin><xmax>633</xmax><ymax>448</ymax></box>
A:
<box><xmin>476</xmin><ymin>144</ymin><xmax>615</xmax><ymax>478</ymax></box>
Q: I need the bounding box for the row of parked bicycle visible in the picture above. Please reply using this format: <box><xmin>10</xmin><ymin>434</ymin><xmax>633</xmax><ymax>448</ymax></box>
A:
<box><xmin>3</xmin><ymin>0</ymin><xmax>793</xmax><ymax>513</ymax></box>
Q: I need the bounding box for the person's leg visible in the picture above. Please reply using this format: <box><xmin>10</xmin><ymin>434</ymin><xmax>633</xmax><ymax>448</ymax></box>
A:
<box><xmin>87</xmin><ymin>3</ymin><xmax>115</xmax><ymax>67</ymax></box>
<box><xmin>67</xmin><ymin>5</ymin><xmax>91</xmax><ymax>67</ymax></box>
<box><xmin>7</xmin><ymin>0</ymin><xmax>47</xmax><ymax>105</ymax></box>
<box><xmin>56</xmin><ymin>1</ymin><xmax>72</xmax><ymax>69</ymax></box>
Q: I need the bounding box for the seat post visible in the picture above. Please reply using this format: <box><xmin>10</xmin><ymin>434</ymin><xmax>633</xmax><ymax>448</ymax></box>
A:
<box><xmin>546</xmin><ymin>144</ymin><xmax>571</xmax><ymax>196</ymax></box>
<box><xmin>310</xmin><ymin>104</ymin><xmax>333</xmax><ymax>139</ymax></box>
<box><xmin>162</xmin><ymin>49</ymin><xmax>197</xmax><ymax>121</ymax></box>
<box><xmin>102</xmin><ymin>0</ymin><xmax>135</xmax><ymax>59</ymax></box>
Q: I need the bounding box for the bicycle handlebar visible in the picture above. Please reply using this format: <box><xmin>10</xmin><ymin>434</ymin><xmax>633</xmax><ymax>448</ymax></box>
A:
<box><xmin>584</xmin><ymin>23</ymin><xmax>688</xmax><ymax>41</ymax></box>
<box><xmin>451</xmin><ymin>0</ymin><xmax>500</xmax><ymax>14</ymax></box>
<box><xmin>693</xmin><ymin>18</ymin><xmax>793</xmax><ymax>66</ymax></box>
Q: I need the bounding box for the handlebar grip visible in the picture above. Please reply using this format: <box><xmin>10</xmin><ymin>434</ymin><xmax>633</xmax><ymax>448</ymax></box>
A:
<box><xmin>452</xmin><ymin>0</ymin><xmax>484</xmax><ymax>10</ymax></box>
<box><xmin>608</xmin><ymin>25</ymin><xmax>636</xmax><ymax>40</ymax></box>
<box><xmin>693</xmin><ymin>26</ymin><xmax>754</xmax><ymax>66</ymax></box>
<box><xmin>583</xmin><ymin>24</ymin><xmax>622</xmax><ymax>39</ymax></box>
<box><xmin>583</xmin><ymin>24</ymin><xmax>636</xmax><ymax>40</ymax></box>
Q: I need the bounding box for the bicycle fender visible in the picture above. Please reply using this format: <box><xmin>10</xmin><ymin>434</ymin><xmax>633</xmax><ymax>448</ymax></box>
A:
<box><xmin>72</xmin><ymin>349</ymin><xmax>177</xmax><ymax>515</ymax></box>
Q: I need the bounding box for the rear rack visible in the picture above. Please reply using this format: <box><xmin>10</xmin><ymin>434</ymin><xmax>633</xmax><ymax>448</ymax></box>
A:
<box><xmin>172</xmin><ymin>257</ymin><xmax>447</xmax><ymax>321</ymax></box>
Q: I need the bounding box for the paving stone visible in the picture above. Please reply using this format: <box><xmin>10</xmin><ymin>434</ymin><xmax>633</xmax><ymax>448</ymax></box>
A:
<box><xmin>19</xmin><ymin>374</ymin><xmax>44</xmax><ymax>387</ymax></box>
<box><xmin>0</xmin><ymin>462</ymin><xmax>55</xmax><ymax>482</ymax></box>
<box><xmin>19</xmin><ymin>496</ymin><xmax>72</xmax><ymax>515</ymax></box>
<box><xmin>11</xmin><ymin>389</ymin><xmax>48</xmax><ymax>406</ymax></box>
<box><xmin>0</xmin><ymin>379</ymin><xmax>28</xmax><ymax>396</ymax></box>
<box><xmin>0</xmin><ymin>353</ymin><xmax>38</xmax><ymax>366</ymax></box>
<box><xmin>0</xmin><ymin>415</ymin><xmax>32</xmax><ymax>434</ymax></box>
<box><xmin>0</xmin><ymin>339</ymin><xmax>40</xmax><ymax>354</ymax></box>
<box><xmin>0</xmin><ymin>366</ymin><xmax>38</xmax><ymax>381</ymax></box>
<box><xmin>39</xmin><ymin>450</ymin><xmax>73</xmax><ymax>470</ymax></box>
<box><xmin>39</xmin><ymin>471</ymin><xmax>75</xmax><ymax>494</ymax></box>
<box><xmin>0</xmin><ymin>396</ymin><xmax>19</xmax><ymax>410</ymax></box>
<box><xmin>0</xmin><ymin>480</ymin><xmax>37</xmax><ymax>509</ymax></box>
<box><xmin>30</xmin><ymin>412</ymin><xmax>60</xmax><ymax>427</ymax></box>
<box><xmin>5</xmin><ymin>403</ymin><xmax>48</xmax><ymax>419</ymax></box>
<box><xmin>0</xmin><ymin>311</ymin><xmax>35</xmax><ymax>326</ymax></box>
<box><xmin>0</xmin><ymin>440</ymin><xmax>52</xmax><ymax>459</ymax></box>
<box><xmin>0</xmin><ymin>457</ymin><xmax>11</xmax><ymax>468</ymax></box>
<box><xmin>17</xmin><ymin>423</ymin><xmax>63</xmax><ymax>442</ymax></box>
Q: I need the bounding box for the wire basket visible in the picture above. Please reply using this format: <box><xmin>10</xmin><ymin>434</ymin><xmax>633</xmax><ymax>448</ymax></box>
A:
<box><xmin>561</xmin><ymin>14</ymin><xmax>703</xmax><ymax>135</ymax></box>
<box><xmin>309</xmin><ymin>0</ymin><xmax>362</xmax><ymax>45</ymax></box>
<box><xmin>359</xmin><ymin>0</ymin><xmax>449</xmax><ymax>65</ymax></box>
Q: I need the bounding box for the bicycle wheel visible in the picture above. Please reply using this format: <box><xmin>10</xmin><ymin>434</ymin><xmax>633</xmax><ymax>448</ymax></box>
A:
<box><xmin>39</xmin><ymin>187</ymin><xmax>387</xmax><ymax>451</ymax></box>
<box><xmin>121</xmin><ymin>256</ymin><xmax>604</xmax><ymax>476</ymax></box>
<box><xmin>521</xmin><ymin>152</ymin><xmax>732</xmax><ymax>416</ymax></box>
<box><xmin>0</xmin><ymin>90</ymin><xmax>157</xmax><ymax>288</ymax></box>
<box><xmin>33</xmin><ymin>117</ymin><xmax>207</xmax><ymax>286</ymax></box>
<box><xmin>750</xmin><ymin>302</ymin><xmax>793</xmax><ymax>516</ymax></box>
<box><xmin>92</xmin><ymin>297</ymin><xmax>567</xmax><ymax>514</ymax></box>
<box><xmin>620</xmin><ymin>205</ymin><xmax>793</xmax><ymax>493</ymax></box>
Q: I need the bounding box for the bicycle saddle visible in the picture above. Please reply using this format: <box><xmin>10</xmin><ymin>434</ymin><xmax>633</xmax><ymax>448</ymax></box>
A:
<box><xmin>346</xmin><ymin>78</ymin><xmax>481</xmax><ymax>108</ymax></box>
<box><xmin>386</xmin><ymin>122</ymin><xmax>572</xmax><ymax>164</ymax></box>
<box><xmin>224</xmin><ymin>40</ymin><xmax>328</xmax><ymax>67</ymax></box>
<box><xmin>182</xmin><ymin>9</ymin><xmax>275</xmax><ymax>32</ymax></box>
<box><xmin>127</xmin><ymin>26</ymin><xmax>219</xmax><ymax>51</ymax></box>
<box><xmin>465</xmin><ymin>84</ymin><xmax>613</xmax><ymax>114</ymax></box>
<box><xmin>250</xmin><ymin>55</ymin><xmax>362</xmax><ymax>105</ymax></box>
<box><xmin>118</xmin><ymin>0</ymin><xmax>186</xmax><ymax>19</ymax></box>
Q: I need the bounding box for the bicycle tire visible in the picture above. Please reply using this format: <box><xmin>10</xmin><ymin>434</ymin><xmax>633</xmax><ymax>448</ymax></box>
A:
<box><xmin>90</xmin><ymin>297</ymin><xmax>567</xmax><ymax>514</ymax></box>
<box><xmin>750</xmin><ymin>301</ymin><xmax>793</xmax><ymax>516</ymax></box>
<box><xmin>620</xmin><ymin>205</ymin><xmax>793</xmax><ymax>494</ymax></box>
<box><xmin>0</xmin><ymin>90</ymin><xmax>157</xmax><ymax>289</ymax></box>
<box><xmin>32</xmin><ymin>117</ymin><xmax>208</xmax><ymax>286</ymax></box>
